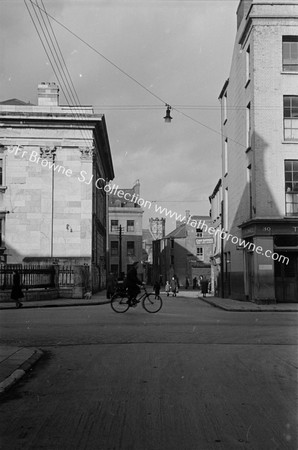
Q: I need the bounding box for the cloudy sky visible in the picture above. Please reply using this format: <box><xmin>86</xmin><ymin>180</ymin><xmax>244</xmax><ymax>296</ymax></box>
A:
<box><xmin>0</xmin><ymin>0</ymin><xmax>237</xmax><ymax>233</ymax></box>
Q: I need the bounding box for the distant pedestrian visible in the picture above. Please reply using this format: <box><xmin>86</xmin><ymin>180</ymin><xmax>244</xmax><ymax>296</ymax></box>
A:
<box><xmin>159</xmin><ymin>275</ymin><xmax>163</xmax><ymax>287</ymax></box>
<box><xmin>198</xmin><ymin>275</ymin><xmax>203</xmax><ymax>292</ymax></box>
<box><xmin>185</xmin><ymin>277</ymin><xmax>190</xmax><ymax>290</ymax></box>
<box><xmin>165</xmin><ymin>281</ymin><xmax>171</xmax><ymax>297</ymax></box>
<box><xmin>175</xmin><ymin>276</ymin><xmax>180</xmax><ymax>293</ymax></box>
<box><xmin>170</xmin><ymin>277</ymin><xmax>177</xmax><ymax>297</ymax></box>
<box><xmin>153</xmin><ymin>280</ymin><xmax>160</xmax><ymax>299</ymax></box>
<box><xmin>200</xmin><ymin>276</ymin><xmax>209</xmax><ymax>298</ymax></box>
<box><xmin>106</xmin><ymin>272</ymin><xmax>116</xmax><ymax>299</ymax></box>
<box><xmin>11</xmin><ymin>270</ymin><xmax>24</xmax><ymax>308</ymax></box>
<box><xmin>192</xmin><ymin>277</ymin><xmax>197</xmax><ymax>290</ymax></box>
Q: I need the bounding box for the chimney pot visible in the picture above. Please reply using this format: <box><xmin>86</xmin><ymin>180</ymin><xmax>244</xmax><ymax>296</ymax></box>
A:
<box><xmin>38</xmin><ymin>82</ymin><xmax>59</xmax><ymax>106</ymax></box>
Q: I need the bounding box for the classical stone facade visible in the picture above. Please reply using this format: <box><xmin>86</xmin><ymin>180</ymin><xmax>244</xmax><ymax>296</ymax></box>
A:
<box><xmin>219</xmin><ymin>1</ymin><xmax>298</xmax><ymax>302</ymax></box>
<box><xmin>0</xmin><ymin>83</ymin><xmax>114</xmax><ymax>292</ymax></box>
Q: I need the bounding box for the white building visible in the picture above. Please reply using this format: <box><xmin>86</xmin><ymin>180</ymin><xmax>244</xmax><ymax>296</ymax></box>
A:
<box><xmin>218</xmin><ymin>0</ymin><xmax>298</xmax><ymax>303</ymax></box>
<box><xmin>108</xmin><ymin>181</ymin><xmax>144</xmax><ymax>279</ymax></box>
<box><xmin>0</xmin><ymin>82</ymin><xmax>114</xmax><ymax>292</ymax></box>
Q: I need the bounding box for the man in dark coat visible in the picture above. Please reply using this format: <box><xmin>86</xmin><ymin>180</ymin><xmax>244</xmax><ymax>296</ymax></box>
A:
<box><xmin>200</xmin><ymin>276</ymin><xmax>209</xmax><ymax>298</ymax></box>
<box><xmin>11</xmin><ymin>270</ymin><xmax>24</xmax><ymax>308</ymax></box>
<box><xmin>126</xmin><ymin>261</ymin><xmax>143</xmax><ymax>305</ymax></box>
<box><xmin>106</xmin><ymin>272</ymin><xmax>116</xmax><ymax>299</ymax></box>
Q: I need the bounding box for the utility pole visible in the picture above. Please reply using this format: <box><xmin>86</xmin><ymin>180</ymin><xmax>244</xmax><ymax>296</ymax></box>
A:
<box><xmin>119</xmin><ymin>225</ymin><xmax>122</xmax><ymax>278</ymax></box>
<box><xmin>105</xmin><ymin>181</ymin><xmax>110</xmax><ymax>286</ymax></box>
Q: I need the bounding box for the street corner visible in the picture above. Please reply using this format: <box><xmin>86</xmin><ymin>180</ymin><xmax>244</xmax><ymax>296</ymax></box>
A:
<box><xmin>0</xmin><ymin>347</ymin><xmax>43</xmax><ymax>395</ymax></box>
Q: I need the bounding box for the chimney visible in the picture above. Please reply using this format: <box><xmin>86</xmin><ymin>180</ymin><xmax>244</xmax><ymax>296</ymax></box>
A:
<box><xmin>38</xmin><ymin>82</ymin><xmax>59</xmax><ymax>106</ymax></box>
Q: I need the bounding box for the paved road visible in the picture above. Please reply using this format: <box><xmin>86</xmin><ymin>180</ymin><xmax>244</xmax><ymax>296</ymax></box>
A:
<box><xmin>0</xmin><ymin>296</ymin><xmax>297</xmax><ymax>450</ymax></box>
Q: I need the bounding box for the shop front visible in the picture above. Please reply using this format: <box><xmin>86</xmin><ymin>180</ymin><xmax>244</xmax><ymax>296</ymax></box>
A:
<box><xmin>240</xmin><ymin>219</ymin><xmax>298</xmax><ymax>303</ymax></box>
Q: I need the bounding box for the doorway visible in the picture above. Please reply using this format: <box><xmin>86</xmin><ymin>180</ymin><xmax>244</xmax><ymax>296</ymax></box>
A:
<box><xmin>275</xmin><ymin>253</ymin><xmax>298</xmax><ymax>303</ymax></box>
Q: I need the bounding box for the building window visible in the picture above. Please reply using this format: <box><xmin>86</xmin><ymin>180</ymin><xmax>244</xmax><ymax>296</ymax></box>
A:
<box><xmin>111</xmin><ymin>241</ymin><xmax>119</xmax><ymax>256</ymax></box>
<box><xmin>196</xmin><ymin>228</ymin><xmax>203</xmax><ymax>237</ymax></box>
<box><xmin>246</xmin><ymin>102</ymin><xmax>251</xmax><ymax>148</ymax></box>
<box><xmin>0</xmin><ymin>218</ymin><xmax>3</xmax><ymax>247</ymax></box>
<box><xmin>224</xmin><ymin>139</ymin><xmax>228</xmax><ymax>175</ymax></box>
<box><xmin>127</xmin><ymin>241</ymin><xmax>135</xmax><ymax>256</ymax></box>
<box><xmin>285</xmin><ymin>160</ymin><xmax>298</xmax><ymax>216</ymax></box>
<box><xmin>111</xmin><ymin>264</ymin><xmax>118</xmax><ymax>275</ymax></box>
<box><xmin>111</xmin><ymin>220</ymin><xmax>118</xmax><ymax>232</ymax></box>
<box><xmin>246</xmin><ymin>45</ymin><xmax>251</xmax><ymax>83</ymax></box>
<box><xmin>197</xmin><ymin>247</ymin><xmax>204</xmax><ymax>261</ymax></box>
<box><xmin>284</xmin><ymin>96</ymin><xmax>298</xmax><ymax>140</ymax></box>
<box><xmin>0</xmin><ymin>159</ymin><xmax>3</xmax><ymax>186</ymax></box>
<box><xmin>127</xmin><ymin>220</ymin><xmax>134</xmax><ymax>232</ymax></box>
<box><xmin>171</xmin><ymin>239</ymin><xmax>174</xmax><ymax>249</ymax></box>
<box><xmin>282</xmin><ymin>36</ymin><xmax>298</xmax><ymax>72</ymax></box>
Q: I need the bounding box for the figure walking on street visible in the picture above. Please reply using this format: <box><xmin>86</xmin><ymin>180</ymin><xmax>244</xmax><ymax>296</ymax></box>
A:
<box><xmin>165</xmin><ymin>281</ymin><xmax>171</xmax><ymax>297</ymax></box>
<box><xmin>11</xmin><ymin>270</ymin><xmax>24</xmax><ymax>308</ymax></box>
<box><xmin>192</xmin><ymin>277</ymin><xmax>197</xmax><ymax>290</ymax></box>
<box><xmin>106</xmin><ymin>272</ymin><xmax>116</xmax><ymax>299</ymax></box>
<box><xmin>185</xmin><ymin>277</ymin><xmax>190</xmax><ymax>290</ymax></box>
<box><xmin>153</xmin><ymin>280</ymin><xmax>160</xmax><ymax>299</ymax></box>
<box><xmin>200</xmin><ymin>275</ymin><xmax>209</xmax><ymax>298</ymax></box>
<box><xmin>170</xmin><ymin>277</ymin><xmax>177</xmax><ymax>297</ymax></box>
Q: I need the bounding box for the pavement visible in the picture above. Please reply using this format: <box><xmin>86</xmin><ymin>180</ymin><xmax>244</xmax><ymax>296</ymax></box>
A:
<box><xmin>0</xmin><ymin>289</ymin><xmax>297</xmax><ymax>395</ymax></box>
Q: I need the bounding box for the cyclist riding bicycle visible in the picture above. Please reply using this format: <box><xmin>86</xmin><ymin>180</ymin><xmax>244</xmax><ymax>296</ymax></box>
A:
<box><xmin>126</xmin><ymin>261</ymin><xmax>143</xmax><ymax>306</ymax></box>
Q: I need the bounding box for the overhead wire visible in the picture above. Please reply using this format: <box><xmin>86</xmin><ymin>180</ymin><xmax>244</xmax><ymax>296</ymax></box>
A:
<box><xmin>36</xmin><ymin>0</ymin><xmax>93</xmax><ymax>147</ymax></box>
<box><xmin>24</xmin><ymin>0</ymin><xmax>93</xmax><ymax>149</ymax></box>
<box><xmin>27</xmin><ymin>0</ymin><xmax>247</xmax><ymax>150</ymax></box>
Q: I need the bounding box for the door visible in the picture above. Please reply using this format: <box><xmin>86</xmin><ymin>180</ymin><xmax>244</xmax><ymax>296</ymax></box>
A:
<box><xmin>275</xmin><ymin>253</ymin><xmax>298</xmax><ymax>303</ymax></box>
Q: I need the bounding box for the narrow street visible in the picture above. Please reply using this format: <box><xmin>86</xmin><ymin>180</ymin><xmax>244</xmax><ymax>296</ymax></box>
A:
<box><xmin>0</xmin><ymin>296</ymin><xmax>297</xmax><ymax>450</ymax></box>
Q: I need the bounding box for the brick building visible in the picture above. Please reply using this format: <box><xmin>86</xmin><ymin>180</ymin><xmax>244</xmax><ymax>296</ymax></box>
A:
<box><xmin>0</xmin><ymin>82</ymin><xmax>114</xmax><ymax>291</ymax></box>
<box><xmin>218</xmin><ymin>0</ymin><xmax>298</xmax><ymax>302</ymax></box>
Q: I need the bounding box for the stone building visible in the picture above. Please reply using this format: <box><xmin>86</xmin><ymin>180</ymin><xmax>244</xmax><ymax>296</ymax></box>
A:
<box><xmin>153</xmin><ymin>213</ymin><xmax>213</xmax><ymax>288</ymax></box>
<box><xmin>218</xmin><ymin>0</ymin><xmax>298</xmax><ymax>302</ymax></box>
<box><xmin>108</xmin><ymin>181</ymin><xmax>144</xmax><ymax>279</ymax></box>
<box><xmin>0</xmin><ymin>82</ymin><xmax>114</xmax><ymax>292</ymax></box>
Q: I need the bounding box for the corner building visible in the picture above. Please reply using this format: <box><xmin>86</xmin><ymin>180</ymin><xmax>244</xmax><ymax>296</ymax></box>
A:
<box><xmin>108</xmin><ymin>181</ymin><xmax>144</xmax><ymax>280</ymax></box>
<box><xmin>0</xmin><ymin>83</ymin><xmax>114</xmax><ymax>291</ymax></box>
<box><xmin>219</xmin><ymin>0</ymin><xmax>298</xmax><ymax>302</ymax></box>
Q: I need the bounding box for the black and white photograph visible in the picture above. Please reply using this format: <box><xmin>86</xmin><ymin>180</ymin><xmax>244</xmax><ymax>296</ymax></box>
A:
<box><xmin>0</xmin><ymin>0</ymin><xmax>297</xmax><ymax>448</ymax></box>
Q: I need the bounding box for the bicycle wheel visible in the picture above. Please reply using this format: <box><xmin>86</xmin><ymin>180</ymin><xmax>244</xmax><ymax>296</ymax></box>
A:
<box><xmin>143</xmin><ymin>293</ymin><xmax>163</xmax><ymax>313</ymax></box>
<box><xmin>111</xmin><ymin>293</ymin><xmax>129</xmax><ymax>313</ymax></box>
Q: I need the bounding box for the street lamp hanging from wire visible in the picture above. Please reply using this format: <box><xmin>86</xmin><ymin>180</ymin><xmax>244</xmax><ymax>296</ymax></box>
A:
<box><xmin>164</xmin><ymin>104</ymin><xmax>173</xmax><ymax>123</ymax></box>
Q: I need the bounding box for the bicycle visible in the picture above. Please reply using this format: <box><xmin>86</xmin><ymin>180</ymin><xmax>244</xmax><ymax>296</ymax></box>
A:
<box><xmin>110</xmin><ymin>285</ymin><xmax>163</xmax><ymax>314</ymax></box>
